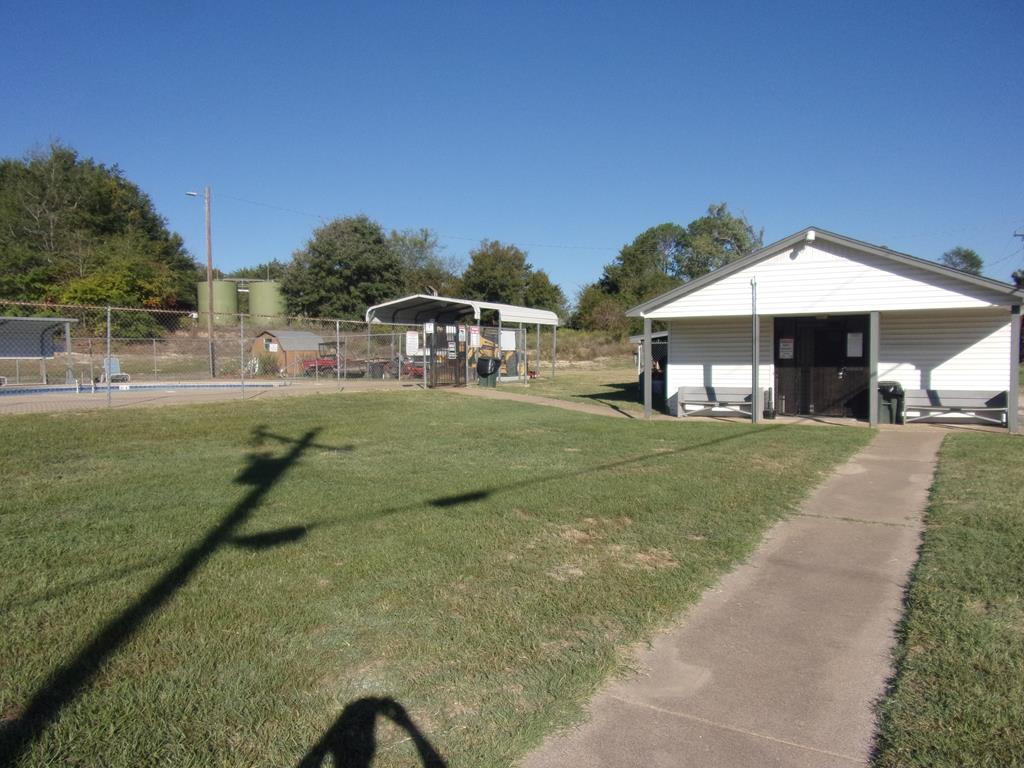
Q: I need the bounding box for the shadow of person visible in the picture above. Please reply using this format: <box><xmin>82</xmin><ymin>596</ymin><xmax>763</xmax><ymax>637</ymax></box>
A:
<box><xmin>298</xmin><ymin>697</ymin><xmax>446</xmax><ymax>768</ymax></box>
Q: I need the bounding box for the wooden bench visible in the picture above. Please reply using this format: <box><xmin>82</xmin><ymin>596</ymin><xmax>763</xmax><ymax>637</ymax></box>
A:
<box><xmin>902</xmin><ymin>389</ymin><xmax>1008</xmax><ymax>427</ymax></box>
<box><xmin>678</xmin><ymin>386</ymin><xmax>760</xmax><ymax>419</ymax></box>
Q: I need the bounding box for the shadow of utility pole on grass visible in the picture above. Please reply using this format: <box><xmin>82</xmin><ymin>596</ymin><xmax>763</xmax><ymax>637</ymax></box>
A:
<box><xmin>0</xmin><ymin>426</ymin><xmax>350</xmax><ymax>767</ymax></box>
<box><xmin>298</xmin><ymin>698</ymin><xmax>446</xmax><ymax>768</ymax></box>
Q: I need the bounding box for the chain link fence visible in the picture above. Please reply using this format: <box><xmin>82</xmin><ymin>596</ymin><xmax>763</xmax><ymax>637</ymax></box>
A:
<box><xmin>0</xmin><ymin>300</ymin><xmax>427</xmax><ymax>411</ymax></box>
<box><xmin>0</xmin><ymin>301</ymin><xmax>552</xmax><ymax>413</ymax></box>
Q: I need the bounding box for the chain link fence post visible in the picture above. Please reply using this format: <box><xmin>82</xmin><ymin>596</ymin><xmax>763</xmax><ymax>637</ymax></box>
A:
<box><xmin>239</xmin><ymin>313</ymin><xmax>245</xmax><ymax>399</ymax></box>
<box><xmin>105</xmin><ymin>306</ymin><xmax>112</xmax><ymax>408</ymax></box>
<box><xmin>335</xmin><ymin>320</ymin><xmax>341</xmax><ymax>389</ymax></box>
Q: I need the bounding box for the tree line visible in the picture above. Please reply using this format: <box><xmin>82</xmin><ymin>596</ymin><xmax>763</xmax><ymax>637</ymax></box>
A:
<box><xmin>3</xmin><ymin>145</ymin><xmax>1014</xmax><ymax>331</ymax></box>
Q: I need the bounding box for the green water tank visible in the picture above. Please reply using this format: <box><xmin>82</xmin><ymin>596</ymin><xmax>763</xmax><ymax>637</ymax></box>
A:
<box><xmin>196</xmin><ymin>280</ymin><xmax>239</xmax><ymax>325</ymax></box>
<box><xmin>248</xmin><ymin>281</ymin><xmax>286</xmax><ymax>322</ymax></box>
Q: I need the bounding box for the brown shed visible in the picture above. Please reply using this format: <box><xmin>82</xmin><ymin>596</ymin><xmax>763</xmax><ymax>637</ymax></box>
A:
<box><xmin>251</xmin><ymin>329</ymin><xmax>324</xmax><ymax>376</ymax></box>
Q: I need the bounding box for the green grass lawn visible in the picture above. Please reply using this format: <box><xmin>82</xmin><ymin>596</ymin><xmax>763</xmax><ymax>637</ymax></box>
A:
<box><xmin>525</xmin><ymin>361</ymin><xmax>644</xmax><ymax>415</ymax></box>
<box><xmin>0</xmin><ymin>391</ymin><xmax>869</xmax><ymax>767</ymax></box>
<box><xmin>874</xmin><ymin>432</ymin><xmax>1024</xmax><ymax>767</ymax></box>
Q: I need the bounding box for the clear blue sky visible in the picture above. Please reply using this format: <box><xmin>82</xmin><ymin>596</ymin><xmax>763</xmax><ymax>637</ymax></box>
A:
<box><xmin>3</xmin><ymin>1</ymin><xmax>1022</xmax><ymax>299</ymax></box>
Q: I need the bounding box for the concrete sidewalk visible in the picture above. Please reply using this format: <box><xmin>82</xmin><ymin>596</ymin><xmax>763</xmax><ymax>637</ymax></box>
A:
<box><xmin>522</xmin><ymin>429</ymin><xmax>944</xmax><ymax>768</ymax></box>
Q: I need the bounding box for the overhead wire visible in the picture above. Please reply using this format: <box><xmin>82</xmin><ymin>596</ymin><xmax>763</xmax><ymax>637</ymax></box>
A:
<box><xmin>212</xmin><ymin>191</ymin><xmax>1024</xmax><ymax>275</ymax></box>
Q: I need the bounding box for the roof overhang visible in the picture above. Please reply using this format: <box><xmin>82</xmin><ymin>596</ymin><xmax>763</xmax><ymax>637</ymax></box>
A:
<box><xmin>0</xmin><ymin>316</ymin><xmax>79</xmax><ymax>359</ymax></box>
<box><xmin>628</xmin><ymin>331</ymin><xmax>670</xmax><ymax>343</ymax></box>
<box><xmin>626</xmin><ymin>227</ymin><xmax>1024</xmax><ymax>317</ymax></box>
<box><xmin>366</xmin><ymin>294</ymin><xmax>560</xmax><ymax>326</ymax></box>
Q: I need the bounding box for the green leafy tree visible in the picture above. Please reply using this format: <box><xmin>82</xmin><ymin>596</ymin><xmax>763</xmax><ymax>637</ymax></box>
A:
<box><xmin>458</xmin><ymin>239</ymin><xmax>568</xmax><ymax>317</ymax></box>
<box><xmin>599</xmin><ymin>223</ymin><xmax>686</xmax><ymax>308</ymax></box>
<box><xmin>941</xmin><ymin>246</ymin><xmax>983</xmax><ymax>275</ymax></box>
<box><xmin>524</xmin><ymin>269</ymin><xmax>568</xmax><ymax>318</ymax></box>
<box><xmin>674</xmin><ymin>203</ymin><xmax>763</xmax><ymax>279</ymax></box>
<box><xmin>227</xmin><ymin>259</ymin><xmax>288</xmax><ymax>281</ymax></box>
<box><xmin>572</xmin><ymin>283</ymin><xmax>630</xmax><ymax>335</ymax></box>
<box><xmin>388</xmin><ymin>228</ymin><xmax>462</xmax><ymax>296</ymax></box>
<box><xmin>574</xmin><ymin>203</ymin><xmax>762</xmax><ymax>333</ymax></box>
<box><xmin>281</xmin><ymin>215</ymin><xmax>403</xmax><ymax>318</ymax></box>
<box><xmin>0</xmin><ymin>143</ymin><xmax>197</xmax><ymax>306</ymax></box>
<box><xmin>458</xmin><ymin>240</ymin><xmax>530</xmax><ymax>304</ymax></box>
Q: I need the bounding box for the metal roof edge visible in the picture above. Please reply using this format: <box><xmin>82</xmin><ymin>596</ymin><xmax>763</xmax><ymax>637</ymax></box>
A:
<box><xmin>366</xmin><ymin>294</ymin><xmax>560</xmax><ymax>326</ymax></box>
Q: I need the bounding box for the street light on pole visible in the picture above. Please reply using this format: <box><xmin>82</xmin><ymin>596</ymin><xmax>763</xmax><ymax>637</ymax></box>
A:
<box><xmin>186</xmin><ymin>186</ymin><xmax>215</xmax><ymax>377</ymax></box>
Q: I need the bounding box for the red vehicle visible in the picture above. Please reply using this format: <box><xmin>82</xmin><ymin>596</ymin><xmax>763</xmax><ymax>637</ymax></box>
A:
<box><xmin>302</xmin><ymin>353</ymin><xmax>424</xmax><ymax>379</ymax></box>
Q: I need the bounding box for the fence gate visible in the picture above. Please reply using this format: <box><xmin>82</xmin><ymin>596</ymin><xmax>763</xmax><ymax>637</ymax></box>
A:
<box><xmin>425</xmin><ymin>323</ymin><xmax>467</xmax><ymax>387</ymax></box>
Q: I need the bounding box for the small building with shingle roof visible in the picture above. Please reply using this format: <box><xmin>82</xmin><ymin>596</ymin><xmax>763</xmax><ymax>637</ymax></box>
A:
<box><xmin>250</xmin><ymin>329</ymin><xmax>324</xmax><ymax>376</ymax></box>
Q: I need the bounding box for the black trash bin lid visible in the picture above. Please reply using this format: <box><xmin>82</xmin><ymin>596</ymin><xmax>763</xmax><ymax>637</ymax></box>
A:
<box><xmin>476</xmin><ymin>357</ymin><xmax>501</xmax><ymax>376</ymax></box>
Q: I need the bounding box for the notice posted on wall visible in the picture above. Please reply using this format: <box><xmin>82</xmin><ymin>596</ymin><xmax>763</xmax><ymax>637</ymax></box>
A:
<box><xmin>846</xmin><ymin>332</ymin><xmax>863</xmax><ymax>358</ymax></box>
<box><xmin>779</xmin><ymin>338</ymin><xmax>794</xmax><ymax>360</ymax></box>
<box><xmin>500</xmin><ymin>330</ymin><xmax>517</xmax><ymax>352</ymax></box>
<box><xmin>424</xmin><ymin>322</ymin><xmax>434</xmax><ymax>335</ymax></box>
<box><xmin>469</xmin><ymin>326</ymin><xmax>481</xmax><ymax>347</ymax></box>
<box><xmin>406</xmin><ymin>330</ymin><xmax>420</xmax><ymax>355</ymax></box>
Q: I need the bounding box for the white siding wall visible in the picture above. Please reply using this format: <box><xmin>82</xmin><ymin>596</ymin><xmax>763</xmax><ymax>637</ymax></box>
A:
<box><xmin>666</xmin><ymin>318</ymin><xmax>773</xmax><ymax>416</ymax></box>
<box><xmin>648</xmin><ymin>240</ymin><xmax>1009</xmax><ymax>319</ymax></box>
<box><xmin>879</xmin><ymin>308</ymin><xmax>1011</xmax><ymax>390</ymax></box>
<box><xmin>665</xmin><ymin>308</ymin><xmax>1013</xmax><ymax>417</ymax></box>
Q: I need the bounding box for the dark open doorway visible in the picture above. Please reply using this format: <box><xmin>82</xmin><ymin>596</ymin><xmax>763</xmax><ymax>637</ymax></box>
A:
<box><xmin>774</xmin><ymin>315</ymin><xmax>870</xmax><ymax>418</ymax></box>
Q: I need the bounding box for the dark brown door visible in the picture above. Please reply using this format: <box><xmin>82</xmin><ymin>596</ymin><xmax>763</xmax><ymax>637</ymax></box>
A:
<box><xmin>774</xmin><ymin>316</ymin><xmax>869</xmax><ymax>418</ymax></box>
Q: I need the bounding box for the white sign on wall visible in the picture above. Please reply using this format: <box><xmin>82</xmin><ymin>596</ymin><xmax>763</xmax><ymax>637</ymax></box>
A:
<box><xmin>406</xmin><ymin>331</ymin><xmax>420</xmax><ymax>355</ymax></box>
<box><xmin>499</xmin><ymin>330</ymin><xmax>516</xmax><ymax>351</ymax></box>
<box><xmin>778</xmin><ymin>338</ymin><xmax>794</xmax><ymax>360</ymax></box>
<box><xmin>846</xmin><ymin>332</ymin><xmax>863</xmax><ymax>358</ymax></box>
<box><xmin>469</xmin><ymin>326</ymin><xmax>481</xmax><ymax>347</ymax></box>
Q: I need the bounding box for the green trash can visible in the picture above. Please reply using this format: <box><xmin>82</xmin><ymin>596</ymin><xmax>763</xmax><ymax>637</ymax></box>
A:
<box><xmin>878</xmin><ymin>381</ymin><xmax>904</xmax><ymax>424</ymax></box>
<box><xmin>477</xmin><ymin>357</ymin><xmax>500</xmax><ymax>388</ymax></box>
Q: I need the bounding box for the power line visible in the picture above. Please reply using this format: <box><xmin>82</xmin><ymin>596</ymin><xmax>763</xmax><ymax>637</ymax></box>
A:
<box><xmin>211</xmin><ymin>191</ymin><xmax>1024</xmax><ymax>268</ymax></box>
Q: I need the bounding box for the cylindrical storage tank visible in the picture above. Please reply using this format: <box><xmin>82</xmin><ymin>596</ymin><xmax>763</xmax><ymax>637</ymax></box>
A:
<box><xmin>248</xmin><ymin>281</ymin><xmax>286</xmax><ymax>323</ymax></box>
<box><xmin>196</xmin><ymin>281</ymin><xmax>239</xmax><ymax>325</ymax></box>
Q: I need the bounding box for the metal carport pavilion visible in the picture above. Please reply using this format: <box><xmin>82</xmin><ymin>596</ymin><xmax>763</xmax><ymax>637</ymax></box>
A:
<box><xmin>365</xmin><ymin>294</ymin><xmax>561</xmax><ymax>378</ymax></box>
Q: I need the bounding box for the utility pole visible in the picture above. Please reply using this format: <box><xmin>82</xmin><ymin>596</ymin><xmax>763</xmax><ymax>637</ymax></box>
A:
<box><xmin>187</xmin><ymin>187</ymin><xmax>215</xmax><ymax>377</ymax></box>
<box><xmin>205</xmin><ymin>186</ymin><xmax>214</xmax><ymax>378</ymax></box>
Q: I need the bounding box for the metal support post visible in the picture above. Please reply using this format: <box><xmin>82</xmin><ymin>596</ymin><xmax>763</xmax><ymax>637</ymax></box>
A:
<box><xmin>65</xmin><ymin>321</ymin><xmax>74</xmax><ymax>384</ymax></box>
<box><xmin>643</xmin><ymin>317</ymin><xmax>652</xmax><ymax>418</ymax></box>
<box><xmin>552</xmin><ymin>325</ymin><xmax>557</xmax><ymax>379</ymax></box>
<box><xmin>106</xmin><ymin>306</ymin><xmax>112</xmax><ymax>408</ymax></box>
<box><xmin>336</xmin><ymin>321</ymin><xmax>342</xmax><ymax>388</ymax></box>
<box><xmin>239</xmin><ymin>314</ymin><xmax>245</xmax><ymax>399</ymax></box>
<box><xmin>1009</xmin><ymin>305</ymin><xmax>1020</xmax><ymax>433</ymax></box>
<box><xmin>536</xmin><ymin>323</ymin><xmax>541</xmax><ymax>380</ymax></box>
<box><xmin>751</xmin><ymin>277</ymin><xmax>760</xmax><ymax>424</ymax></box>
<box><xmin>868</xmin><ymin>311</ymin><xmax>880</xmax><ymax>427</ymax></box>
